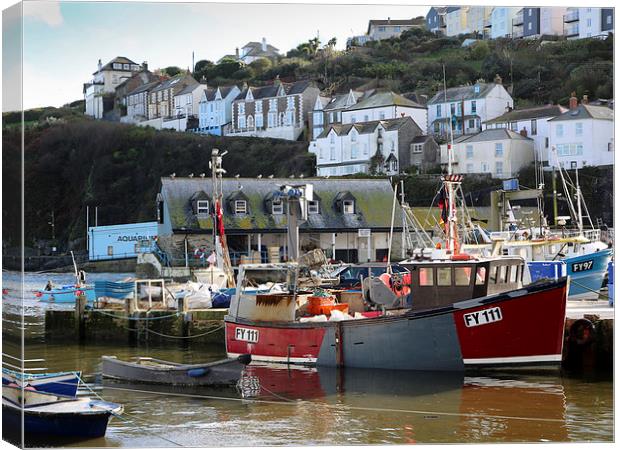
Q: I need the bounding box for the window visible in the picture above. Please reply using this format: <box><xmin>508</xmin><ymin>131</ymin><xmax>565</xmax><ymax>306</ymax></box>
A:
<box><xmin>330</xmin><ymin>146</ymin><xmax>336</xmax><ymax>160</ymax></box>
<box><xmin>571</xmin><ymin>161</ymin><xmax>578</xmax><ymax>169</ymax></box>
<box><xmin>528</xmin><ymin>8</ymin><xmax>532</xmax><ymax>16</ymax></box>
<box><xmin>394</xmin><ymin>26</ymin><xmax>401</xmax><ymax>32</ymax></box>
<box><xmin>364</xmin><ymin>115</ymin><xmax>369</xmax><ymax>122</ymax></box>
<box><xmin>343</xmin><ymin>200</ymin><xmax>355</xmax><ymax>214</ymax></box>
<box><xmin>466</xmin><ymin>163</ymin><xmax>474</xmax><ymax>173</ymax></box>
<box><xmin>351</xmin><ymin>144</ymin><xmax>358</xmax><ymax>159</ymax></box>
<box><xmin>378</xmin><ymin>26</ymin><xmax>386</xmax><ymax>32</ymax></box>
<box><xmin>545</xmin><ymin>137</ymin><xmax>549</xmax><ymax>148</ymax></box>
<box><xmin>471</xmin><ymin>101</ymin><xmax>476</xmax><ymax>113</ymax></box>
<box><xmin>314</xmin><ymin>112</ymin><xmax>323</xmax><ymax>125</ymax></box>
<box><xmin>575</xmin><ymin>144</ymin><xmax>583</xmax><ymax>155</ymax></box>
<box><xmin>255</xmin><ymin>114</ymin><xmax>263</xmax><ymax>128</ymax></box>
<box><xmin>272</xmin><ymin>200</ymin><xmax>284</xmax><ymax>215</ymax></box>
<box><xmin>235</xmin><ymin>200</ymin><xmax>247</xmax><ymax>214</ymax></box>
<box><xmin>466</xmin><ymin>145</ymin><xmax>473</xmax><ymax>159</ymax></box>
<box><xmin>256</xmin><ymin>102</ymin><xmax>263</xmax><ymax>113</ymax></box>
<box><xmin>607</xmin><ymin>15</ymin><xmax>612</xmax><ymax>25</ymax></box>
<box><xmin>587</xmin><ymin>18</ymin><xmax>592</xmax><ymax>27</ymax></box>
<box><xmin>481</xmin><ymin>162</ymin><xmax>489</xmax><ymax>172</ymax></box>
<box><xmin>468</xmin><ymin>119</ymin><xmax>475</xmax><ymax>129</ymax></box>
<box><xmin>489</xmin><ymin>266</ymin><xmax>498</xmax><ymax>283</ymax></box>
<box><xmin>363</xmin><ymin>144</ymin><xmax>368</xmax><ymax>155</ymax></box>
<box><xmin>531</xmin><ymin>119</ymin><xmax>537</xmax><ymax>135</ymax></box>
<box><xmin>437</xmin><ymin>267</ymin><xmax>451</xmax><ymax>286</ymax></box>
<box><xmin>475</xmin><ymin>266</ymin><xmax>486</xmax><ymax>285</ymax></box>
<box><xmin>419</xmin><ymin>268</ymin><xmax>434</xmax><ymax>286</ymax></box>
<box><xmin>247</xmin><ymin>115</ymin><xmax>254</xmax><ymax>129</ymax></box>
<box><xmin>495</xmin><ymin>161</ymin><xmax>503</xmax><ymax>176</ymax></box>
<box><xmin>319</xmin><ymin>147</ymin><xmax>325</xmax><ymax>160</ymax></box>
<box><xmin>495</xmin><ymin>143</ymin><xmax>503</xmax><ymax>157</ymax></box>
<box><xmin>330</xmin><ymin>133</ymin><xmax>335</xmax><ymax>144</ymax></box>
<box><xmin>287</xmin><ymin>97</ymin><xmax>294</xmax><ymax>110</ymax></box>
<box><xmin>107</xmin><ymin>246</ymin><xmax>114</xmax><ymax>256</ymax></box>
<box><xmin>196</xmin><ymin>200</ymin><xmax>209</xmax><ymax>215</ymax></box>
<box><xmin>269</xmin><ymin>99</ymin><xmax>277</xmax><ymax>110</ymax></box>
<box><xmin>498</xmin><ymin>265</ymin><xmax>507</xmax><ymax>283</ymax></box>
<box><xmin>556</xmin><ymin>124</ymin><xmax>563</xmax><ymax>137</ymax></box>
<box><xmin>509</xmin><ymin>265</ymin><xmax>518</xmax><ymax>283</ymax></box>
<box><xmin>450</xmin><ymin>104</ymin><xmax>456</xmax><ymax>115</ymax></box>
<box><xmin>412</xmin><ymin>144</ymin><xmax>423</xmax><ymax>153</ymax></box>
<box><xmin>268</xmin><ymin>112</ymin><xmax>276</xmax><ymax>127</ymax></box>
<box><xmin>379</xmin><ymin>112</ymin><xmax>386</xmax><ymax>120</ymax></box>
<box><xmin>351</xmin><ymin>130</ymin><xmax>357</xmax><ymax>142</ymax></box>
<box><xmin>608</xmin><ymin>142</ymin><xmax>613</xmax><ymax>152</ymax></box>
<box><xmin>575</xmin><ymin>122</ymin><xmax>583</xmax><ymax>136</ymax></box>
<box><xmin>238</xmin><ymin>103</ymin><xmax>245</xmax><ymax>115</ymax></box>
<box><xmin>351</xmin><ymin>116</ymin><xmax>356</xmax><ymax>123</ymax></box>
<box><xmin>528</xmin><ymin>22</ymin><xmax>532</xmax><ymax>30</ymax></box>
<box><xmin>308</xmin><ymin>201</ymin><xmax>320</xmax><ymax>214</ymax></box>
<box><xmin>238</xmin><ymin>115</ymin><xmax>246</xmax><ymax>129</ymax></box>
<box><xmin>436</xmin><ymin>104</ymin><xmax>441</xmax><ymax>117</ymax></box>
<box><xmin>286</xmin><ymin>110</ymin><xmax>294</xmax><ymax>126</ymax></box>
<box><xmin>455</xmin><ymin>267</ymin><xmax>471</xmax><ymax>286</ymax></box>
<box><xmin>113</xmin><ymin>63</ymin><xmax>122</xmax><ymax>69</ymax></box>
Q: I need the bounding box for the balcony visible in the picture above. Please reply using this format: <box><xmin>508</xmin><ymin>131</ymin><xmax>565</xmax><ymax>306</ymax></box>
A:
<box><xmin>512</xmin><ymin>13</ymin><xmax>524</xmax><ymax>26</ymax></box>
<box><xmin>563</xmin><ymin>10</ymin><xmax>579</xmax><ymax>23</ymax></box>
<box><xmin>483</xmin><ymin>18</ymin><xmax>492</xmax><ymax>28</ymax></box>
<box><xmin>513</xmin><ymin>28</ymin><xmax>524</xmax><ymax>39</ymax></box>
<box><xmin>564</xmin><ymin>23</ymin><xmax>579</xmax><ymax>37</ymax></box>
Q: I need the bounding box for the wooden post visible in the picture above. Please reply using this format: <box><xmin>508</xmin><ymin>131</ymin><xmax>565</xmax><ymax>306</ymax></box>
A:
<box><xmin>74</xmin><ymin>292</ymin><xmax>87</xmax><ymax>341</ymax></box>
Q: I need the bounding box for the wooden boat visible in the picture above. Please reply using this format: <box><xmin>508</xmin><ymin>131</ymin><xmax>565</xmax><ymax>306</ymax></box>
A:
<box><xmin>2</xmin><ymin>368</ymin><xmax>81</xmax><ymax>397</ymax></box>
<box><xmin>2</xmin><ymin>386</ymin><xmax>122</xmax><ymax>438</ymax></box>
<box><xmin>101</xmin><ymin>355</ymin><xmax>251</xmax><ymax>386</ymax></box>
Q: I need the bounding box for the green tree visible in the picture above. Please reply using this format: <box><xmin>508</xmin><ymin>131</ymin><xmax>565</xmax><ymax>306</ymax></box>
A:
<box><xmin>163</xmin><ymin>66</ymin><xmax>182</xmax><ymax>77</ymax></box>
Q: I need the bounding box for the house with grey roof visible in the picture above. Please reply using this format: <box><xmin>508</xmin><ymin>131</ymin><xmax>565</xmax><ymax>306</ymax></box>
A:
<box><xmin>309</xmin><ymin>116</ymin><xmax>434</xmax><ymax>177</ymax></box>
<box><xmin>84</xmin><ymin>56</ymin><xmax>144</xmax><ymax>119</ymax></box>
<box><xmin>238</xmin><ymin>38</ymin><xmax>280</xmax><ymax>64</ymax></box>
<box><xmin>228</xmin><ymin>79</ymin><xmax>320</xmax><ymax>141</ymax></box>
<box><xmin>156</xmin><ymin>177</ymin><xmax>402</xmax><ymax>264</ymax></box>
<box><xmin>548</xmin><ymin>93</ymin><xmax>614</xmax><ymax>169</ymax></box>
<box><xmin>341</xmin><ymin>90</ymin><xmax>428</xmax><ymax>134</ymax></box>
<box><xmin>309</xmin><ymin>89</ymin><xmax>366</xmax><ymax>141</ymax></box>
<box><xmin>195</xmin><ymin>85</ymin><xmax>241</xmax><ymax>136</ymax></box>
<box><xmin>123</xmin><ymin>79</ymin><xmax>161</xmax><ymax>124</ymax></box>
<box><xmin>428</xmin><ymin>76</ymin><xmax>513</xmax><ymax>139</ymax></box>
<box><xmin>440</xmin><ymin>128</ymin><xmax>534</xmax><ymax>179</ymax></box>
<box><xmin>426</xmin><ymin>7</ymin><xmax>448</xmax><ymax>35</ymax></box>
<box><xmin>367</xmin><ymin>17</ymin><xmax>425</xmax><ymax>41</ymax></box>
<box><xmin>484</xmin><ymin>104</ymin><xmax>567</xmax><ymax>167</ymax></box>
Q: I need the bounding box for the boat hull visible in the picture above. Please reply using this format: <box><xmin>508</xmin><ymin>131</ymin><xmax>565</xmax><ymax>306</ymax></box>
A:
<box><xmin>2</xmin><ymin>370</ymin><xmax>80</xmax><ymax>397</ymax></box>
<box><xmin>225</xmin><ymin>279</ymin><xmax>568</xmax><ymax>371</ymax></box>
<box><xmin>37</xmin><ymin>286</ymin><xmax>96</xmax><ymax>303</ymax></box>
<box><xmin>563</xmin><ymin>249</ymin><xmax>612</xmax><ymax>299</ymax></box>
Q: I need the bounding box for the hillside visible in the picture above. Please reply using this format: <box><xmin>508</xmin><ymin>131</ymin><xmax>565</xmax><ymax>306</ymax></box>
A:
<box><xmin>195</xmin><ymin>30</ymin><xmax>613</xmax><ymax>106</ymax></box>
<box><xmin>2</xmin><ymin>119</ymin><xmax>312</xmax><ymax>250</ymax></box>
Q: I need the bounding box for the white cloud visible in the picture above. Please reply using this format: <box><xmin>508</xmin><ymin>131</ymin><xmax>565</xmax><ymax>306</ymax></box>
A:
<box><xmin>24</xmin><ymin>1</ymin><xmax>63</xmax><ymax>27</ymax></box>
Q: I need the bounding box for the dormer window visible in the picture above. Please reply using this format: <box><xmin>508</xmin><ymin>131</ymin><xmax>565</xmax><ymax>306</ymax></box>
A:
<box><xmin>308</xmin><ymin>200</ymin><xmax>320</xmax><ymax>214</ymax></box>
<box><xmin>113</xmin><ymin>63</ymin><xmax>122</xmax><ymax>69</ymax></box>
<box><xmin>196</xmin><ymin>200</ymin><xmax>209</xmax><ymax>215</ymax></box>
<box><xmin>235</xmin><ymin>200</ymin><xmax>247</xmax><ymax>214</ymax></box>
<box><xmin>343</xmin><ymin>200</ymin><xmax>355</xmax><ymax>214</ymax></box>
<box><xmin>272</xmin><ymin>200</ymin><xmax>284</xmax><ymax>215</ymax></box>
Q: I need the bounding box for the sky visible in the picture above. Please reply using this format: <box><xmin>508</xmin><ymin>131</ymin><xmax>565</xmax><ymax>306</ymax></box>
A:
<box><xmin>4</xmin><ymin>0</ymin><xmax>433</xmax><ymax>110</ymax></box>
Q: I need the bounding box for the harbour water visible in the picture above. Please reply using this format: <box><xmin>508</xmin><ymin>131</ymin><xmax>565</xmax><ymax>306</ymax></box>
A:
<box><xmin>2</xmin><ymin>271</ymin><xmax>614</xmax><ymax>446</ymax></box>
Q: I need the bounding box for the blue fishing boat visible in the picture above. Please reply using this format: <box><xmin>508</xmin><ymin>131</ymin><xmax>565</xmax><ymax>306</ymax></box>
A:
<box><xmin>563</xmin><ymin>248</ymin><xmax>613</xmax><ymax>300</ymax></box>
<box><xmin>2</xmin><ymin>386</ymin><xmax>122</xmax><ymax>438</ymax></box>
<box><xmin>2</xmin><ymin>368</ymin><xmax>81</xmax><ymax>397</ymax></box>
<box><xmin>36</xmin><ymin>285</ymin><xmax>96</xmax><ymax>303</ymax></box>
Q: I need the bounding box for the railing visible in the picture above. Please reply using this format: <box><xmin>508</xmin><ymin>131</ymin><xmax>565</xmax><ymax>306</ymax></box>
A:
<box><xmin>512</xmin><ymin>28</ymin><xmax>524</xmax><ymax>38</ymax></box>
<box><xmin>512</xmin><ymin>14</ymin><xmax>524</xmax><ymax>26</ymax></box>
<box><xmin>165</xmin><ymin>250</ymin><xmax>274</xmax><ymax>268</ymax></box>
<box><xmin>563</xmin><ymin>10</ymin><xmax>579</xmax><ymax>23</ymax></box>
<box><xmin>564</xmin><ymin>23</ymin><xmax>579</xmax><ymax>37</ymax></box>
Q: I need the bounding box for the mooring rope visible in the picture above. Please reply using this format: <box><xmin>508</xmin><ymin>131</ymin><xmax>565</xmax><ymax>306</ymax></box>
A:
<box><xmin>90</xmin><ymin>310</ymin><xmax>182</xmax><ymax>321</ymax></box>
<box><xmin>569</xmin><ymin>279</ymin><xmax>610</xmax><ymax>300</ymax></box>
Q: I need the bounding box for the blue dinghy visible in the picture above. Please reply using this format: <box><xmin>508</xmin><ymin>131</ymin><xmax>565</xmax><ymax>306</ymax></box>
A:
<box><xmin>2</xmin><ymin>386</ymin><xmax>122</xmax><ymax>438</ymax></box>
<box><xmin>2</xmin><ymin>368</ymin><xmax>81</xmax><ymax>397</ymax></box>
<box><xmin>36</xmin><ymin>285</ymin><xmax>96</xmax><ymax>303</ymax></box>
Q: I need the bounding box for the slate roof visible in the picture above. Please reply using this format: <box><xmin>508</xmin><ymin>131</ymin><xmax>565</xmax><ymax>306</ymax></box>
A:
<box><xmin>428</xmin><ymin>82</ymin><xmax>497</xmax><ymax>104</ymax></box>
<box><xmin>459</xmin><ymin>129</ymin><xmax>532</xmax><ymax>143</ymax></box>
<box><xmin>367</xmin><ymin>18</ymin><xmax>424</xmax><ymax>33</ymax></box>
<box><xmin>485</xmin><ymin>105</ymin><xmax>568</xmax><ymax>124</ymax></box>
<box><xmin>548</xmin><ymin>104</ymin><xmax>613</xmax><ymax>122</ymax></box>
<box><xmin>345</xmin><ymin>91</ymin><xmax>424</xmax><ymax>111</ymax></box>
<box><xmin>241</xmin><ymin>41</ymin><xmax>280</xmax><ymax>58</ymax></box>
<box><xmin>95</xmin><ymin>56</ymin><xmax>138</xmax><ymax>74</ymax></box>
<box><xmin>175</xmin><ymin>81</ymin><xmax>201</xmax><ymax>96</ymax></box>
<box><xmin>160</xmin><ymin>177</ymin><xmax>399</xmax><ymax>233</ymax></box>
<box><xmin>234</xmin><ymin>80</ymin><xmax>313</xmax><ymax>101</ymax></box>
<box><xmin>126</xmin><ymin>80</ymin><xmax>160</xmax><ymax>96</ymax></box>
<box><xmin>203</xmin><ymin>85</ymin><xmax>238</xmax><ymax>101</ymax></box>
<box><xmin>316</xmin><ymin>116</ymin><xmax>416</xmax><ymax>139</ymax></box>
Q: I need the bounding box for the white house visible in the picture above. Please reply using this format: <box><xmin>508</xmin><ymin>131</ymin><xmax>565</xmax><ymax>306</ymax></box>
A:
<box><xmin>238</xmin><ymin>38</ymin><xmax>280</xmax><ymax>64</ymax></box>
<box><xmin>310</xmin><ymin>116</ymin><xmax>424</xmax><ymax>176</ymax></box>
<box><xmin>427</xmin><ymin>76</ymin><xmax>513</xmax><ymax>139</ymax></box>
<box><xmin>173</xmin><ymin>82</ymin><xmax>204</xmax><ymax>119</ymax></box>
<box><xmin>124</xmin><ymin>80</ymin><xmax>159</xmax><ymax>124</ymax></box>
<box><xmin>441</xmin><ymin>128</ymin><xmax>535</xmax><ymax>179</ymax></box>
<box><xmin>519</xmin><ymin>7</ymin><xmax>567</xmax><ymax>39</ymax></box>
<box><xmin>341</xmin><ymin>91</ymin><xmax>428</xmax><ymax>133</ymax></box>
<box><xmin>84</xmin><ymin>56</ymin><xmax>142</xmax><ymax>119</ymax></box>
<box><xmin>484</xmin><ymin>104</ymin><xmax>567</xmax><ymax>167</ymax></box>
<box><xmin>548</xmin><ymin>94</ymin><xmax>614</xmax><ymax>169</ymax></box>
<box><xmin>309</xmin><ymin>89</ymin><xmax>363</xmax><ymax>141</ymax></box>
<box><xmin>196</xmin><ymin>85</ymin><xmax>240</xmax><ymax>136</ymax></box>
<box><xmin>489</xmin><ymin>7</ymin><xmax>520</xmax><ymax>39</ymax></box>
<box><xmin>446</xmin><ymin>7</ymin><xmax>468</xmax><ymax>36</ymax></box>
<box><xmin>568</xmin><ymin>8</ymin><xmax>614</xmax><ymax>39</ymax></box>
<box><xmin>466</xmin><ymin>6</ymin><xmax>493</xmax><ymax>37</ymax></box>
<box><xmin>366</xmin><ymin>18</ymin><xmax>424</xmax><ymax>41</ymax></box>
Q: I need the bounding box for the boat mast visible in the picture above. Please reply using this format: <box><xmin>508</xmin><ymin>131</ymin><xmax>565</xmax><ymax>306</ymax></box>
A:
<box><xmin>443</xmin><ymin>64</ymin><xmax>459</xmax><ymax>254</ymax></box>
<box><xmin>575</xmin><ymin>168</ymin><xmax>583</xmax><ymax>234</ymax></box>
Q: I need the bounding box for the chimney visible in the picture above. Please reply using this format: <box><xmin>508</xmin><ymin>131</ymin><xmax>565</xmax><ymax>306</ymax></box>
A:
<box><xmin>235</xmin><ymin>47</ymin><xmax>239</xmax><ymax>59</ymax></box>
<box><xmin>494</xmin><ymin>74</ymin><xmax>502</xmax><ymax>85</ymax></box>
<box><xmin>261</xmin><ymin>37</ymin><xmax>267</xmax><ymax>52</ymax></box>
<box><xmin>388</xmin><ymin>17</ymin><xmax>391</xmax><ymax>23</ymax></box>
<box><xmin>520</xmin><ymin>127</ymin><xmax>528</xmax><ymax>137</ymax></box>
<box><xmin>142</xmin><ymin>61</ymin><xmax>148</xmax><ymax>71</ymax></box>
<box><xmin>582</xmin><ymin>94</ymin><xmax>589</xmax><ymax>105</ymax></box>
<box><xmin>569</xmin><ymin>91</ymin><xmax>578</xmax><ymax>109</ymax></box>
<box><xmin>98</xmin><ymin>59</ymin><xmax>102</xmax><ymax>71</ymax></box>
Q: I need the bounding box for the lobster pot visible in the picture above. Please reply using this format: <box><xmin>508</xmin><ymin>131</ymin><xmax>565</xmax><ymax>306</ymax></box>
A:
<box><xmin>250</xmin><ymin>250</ymin><xmax>262</xmax><ymax>264</ymax></box>
<box><xmin>268</xmin><ymin>246</ymin><xmax>280</xmax><ymax>263</ymax></box>
<box><xmin>239</xmin><ymin>255</ymin><xmax>251</xmax><ymax>265</ymax></box>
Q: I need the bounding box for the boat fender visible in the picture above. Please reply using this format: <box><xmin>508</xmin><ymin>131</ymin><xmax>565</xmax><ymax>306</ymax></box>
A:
<box><xmin>237</xmin><ymin>354</ymin><xmax>252</xmax><ymax>365</ymax></box>
<box><xmin>569</xmin><ymin>319</ymin><xmax>595</xmax><ymax>346</ymax></box>
<box><xmin>451</xmin><ymin>254</ymin><xmax>472</xmax><ymax>261</ymax></box>
<box><xmin>187</xmin><ymin>367</ymin><xmax>210</xmax><ymax>378</ymax></box>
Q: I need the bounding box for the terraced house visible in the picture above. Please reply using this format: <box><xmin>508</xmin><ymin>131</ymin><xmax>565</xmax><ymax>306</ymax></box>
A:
<box><xmin>156</xmin><ymin>177</ymin><xmax>402</xmax><ymax>264</ymax></box>
<box><xmin>229</xmin><ymin>79</ymin><xmax>320</xmax><ymax>141</ymax></box>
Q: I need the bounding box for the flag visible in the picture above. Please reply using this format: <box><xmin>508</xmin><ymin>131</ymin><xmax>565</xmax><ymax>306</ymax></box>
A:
<box><xmin>215</xmin><ymin>200</ymin><xmax>225</xmax><ymax>237</ymax></box>
<box><xmin>437</xmin><ymin>186</ymin><xmax>448</xmax><ymax>225</ymax></box>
